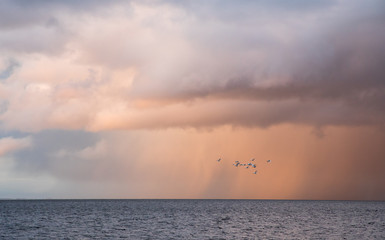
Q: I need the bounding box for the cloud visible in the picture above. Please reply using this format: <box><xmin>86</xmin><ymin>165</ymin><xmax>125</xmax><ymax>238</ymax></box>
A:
<box><xmin>0</xmin><ymin>0</ymin><xmax>128</xmax><ymax>29</ymax></box>
<box><xmin>12</xmin><ymin>130</ymin><xmax>99</xmax><ymax>174</ymax></box>
<box><xmin>0</xmin><ymin>0</ymin><xmax>384</xmax><ymax>132</ymax></box>
<box><xmin>0</xmin><ymin>0</ymin><xmax>129</xmax><ymax>55</ymax></box>
<box><xmin>0</xmin><ymin>58</ymin><xmax>20</xmax><ymax>80</ymax></box>
<box><xmin>0</xmin><ymin>136</ymin><xmax>31</xmax><ymax>156</ymax></box>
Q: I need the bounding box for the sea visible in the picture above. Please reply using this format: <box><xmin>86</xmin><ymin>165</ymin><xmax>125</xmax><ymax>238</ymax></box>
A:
<box><xmin>0</xmin><ymin>199</ymin><xmax>384</xmax><ymax>239</ymax></box>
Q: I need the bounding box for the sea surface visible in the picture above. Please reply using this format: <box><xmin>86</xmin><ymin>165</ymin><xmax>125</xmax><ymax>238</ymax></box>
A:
<box><xmin>0</xmin><ymin>199</ymin><xmax>384</xmax><ymax>239</ymax></box>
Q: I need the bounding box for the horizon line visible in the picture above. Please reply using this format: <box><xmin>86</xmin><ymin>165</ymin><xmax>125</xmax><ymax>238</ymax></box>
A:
<box><xmin>1</xmin><ymin>198</ymin><xmax>384</xmax><ymax>202</ymax></box>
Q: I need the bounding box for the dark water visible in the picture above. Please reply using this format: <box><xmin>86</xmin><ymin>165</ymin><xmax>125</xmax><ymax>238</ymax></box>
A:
<box><xmin>0</xmin><ymin>200</ymin><xmax>384</xmax><ymax>239</ymax></box>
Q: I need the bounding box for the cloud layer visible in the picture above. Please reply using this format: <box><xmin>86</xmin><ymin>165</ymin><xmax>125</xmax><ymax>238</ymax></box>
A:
<box><xmin>0</xmin><ymin>0</ymin><xmax>384</xmax><ymax>132</ymax></box>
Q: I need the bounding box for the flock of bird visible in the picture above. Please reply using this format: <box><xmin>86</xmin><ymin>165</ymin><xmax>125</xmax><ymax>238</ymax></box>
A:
<box><xmin>217</xmin><ymin>157</ymin><xmax>271</xmax><ymax>174</ymax></box>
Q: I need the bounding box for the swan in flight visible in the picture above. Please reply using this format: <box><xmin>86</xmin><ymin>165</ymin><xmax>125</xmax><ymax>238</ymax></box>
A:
<box><xmin>224</xmin><ymin>158</ymin><xmax>272</xmax><ymax>175</ymax></box>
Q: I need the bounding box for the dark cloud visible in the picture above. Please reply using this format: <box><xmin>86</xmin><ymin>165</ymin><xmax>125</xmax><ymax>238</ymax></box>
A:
<box><xmin>155</xmin><ymin>1</ymin><xmax>385</xmax><ymax>99</ymax></box>
<box><xmin>134</xmin><ymin>100</ymin><xmax>384</xmax><ymax>130</ymax></box>
<box><xmin>127</xmin><ymin>0</ymin><xmax>385</xmax><ymax>129</ymax></box>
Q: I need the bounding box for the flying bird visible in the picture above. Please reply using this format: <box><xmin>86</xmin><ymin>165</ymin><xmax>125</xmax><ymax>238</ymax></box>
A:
<box><xmin>218</xmin><ymin>157</ymin><xmax>272</xmax><ymax>175</ymax></box>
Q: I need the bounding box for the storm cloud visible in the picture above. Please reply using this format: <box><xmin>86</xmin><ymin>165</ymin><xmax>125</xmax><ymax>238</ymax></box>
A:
<box><xmin>0</xmin><ymin>0</ymin><xmax>384</xmax><ymax>131</ymax></box>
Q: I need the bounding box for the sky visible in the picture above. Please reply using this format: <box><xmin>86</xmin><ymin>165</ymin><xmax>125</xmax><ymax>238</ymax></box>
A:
<box><xmin>0</xmin><ymin>0</ymin><xmax>384</xmax><ymax>200</ymax></box>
